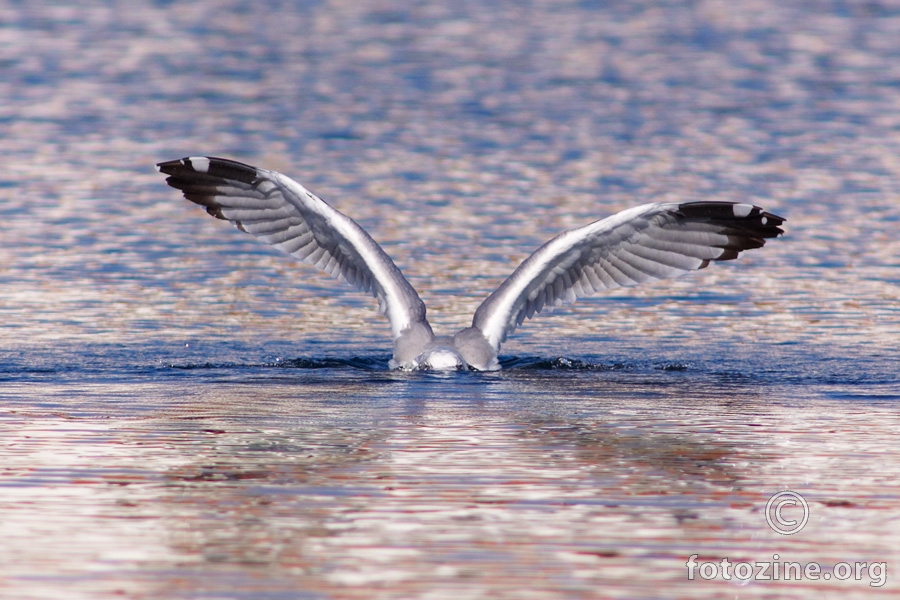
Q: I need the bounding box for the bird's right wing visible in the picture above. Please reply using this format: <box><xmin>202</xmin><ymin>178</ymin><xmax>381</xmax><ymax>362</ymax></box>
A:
<box><xmin>157</xmin><ymin>156</ymin><xmax>429</xmax><ymax>340</ymax></box>
<box><xmin>471</xmin><ymin>201</ymin><xmax>785</xmax><ymax>355</ymax></box>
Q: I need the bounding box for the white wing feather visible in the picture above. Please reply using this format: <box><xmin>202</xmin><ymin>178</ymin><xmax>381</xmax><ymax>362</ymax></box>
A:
<box><xmin>157</xmin><ymin>156</ymin><xmax>428</xmax><ymax>340</ymax></box>
<box><xmin>472</xmin><ymin>202</ymin><xmax>784</xmax><ymax>354</ymax></box>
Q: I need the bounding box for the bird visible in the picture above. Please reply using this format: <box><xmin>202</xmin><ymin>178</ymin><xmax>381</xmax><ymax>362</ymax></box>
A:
<box><xmin>157</xmin><ymin>156</ymin><xmax>785</xmax><ymax>371</ymax></box>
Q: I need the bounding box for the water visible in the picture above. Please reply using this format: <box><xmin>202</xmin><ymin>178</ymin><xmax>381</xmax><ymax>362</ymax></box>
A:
<box><xmin>2</xmin><ymin>1</ymin><xmax>900</xmax><ymax>598</ymax></box>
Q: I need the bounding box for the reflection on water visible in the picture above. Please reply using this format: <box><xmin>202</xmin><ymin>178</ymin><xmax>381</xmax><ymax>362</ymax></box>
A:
<box><xmin>3</xmin><ymin>0</ymin><xmax>900</xmax><ymax>597</ymax></box>
<box><xmin>3</xmin><ymin>356</ymin><xmax>899</xmax><ymax>597</ymax></box>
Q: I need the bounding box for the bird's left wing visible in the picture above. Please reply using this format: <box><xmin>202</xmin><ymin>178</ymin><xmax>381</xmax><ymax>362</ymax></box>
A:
<box><xmin>471</xmin><ymin>201</ymin><xmax>785</xmax><ymax>355</ymax></box>
<box><xmin>157</xmin><ymin>156</ymin><xmax>428</xmax><ymax>340</ymax></box>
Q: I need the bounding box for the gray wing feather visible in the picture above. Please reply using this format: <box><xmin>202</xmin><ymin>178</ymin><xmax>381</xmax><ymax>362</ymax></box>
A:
<box><xmin>157</xmin><ymin>156</ymin><xmax>427</xmax><ymax>339</ymax></box>
<box><xmin>472</xmin><ymin>201</ymin><xmax>785</xmax><ymax>353</ymax></box>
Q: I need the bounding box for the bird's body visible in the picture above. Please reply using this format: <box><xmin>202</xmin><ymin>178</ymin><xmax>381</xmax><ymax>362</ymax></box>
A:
<box><xmin>157</xmin><ymin>156</ymin><xmax>785</xmax><ymax>370</ymax></box>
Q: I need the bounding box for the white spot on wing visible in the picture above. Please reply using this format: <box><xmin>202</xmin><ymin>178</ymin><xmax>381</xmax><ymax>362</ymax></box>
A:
<box><xmin>187</xmin><ymin>156</ymin><xmax>210</xmax><ymax>173</ymax></box>
<box><xmin>732</xmin><ymin>203</ymin><xmax>753</xmax><ymax>218</ymax></box>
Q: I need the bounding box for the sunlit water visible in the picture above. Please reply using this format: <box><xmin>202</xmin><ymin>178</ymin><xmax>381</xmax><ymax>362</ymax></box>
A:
<box><xmin>2</xmin><ymin>1</ymin><xmax>900</xmax><ymax>598</ymax></box>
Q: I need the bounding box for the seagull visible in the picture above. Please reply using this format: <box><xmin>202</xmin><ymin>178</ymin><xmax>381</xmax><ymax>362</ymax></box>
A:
<box><xmin>157</xmin><ymin>156</ymin><xmax>784</xmax><ymax>371</ymax></box>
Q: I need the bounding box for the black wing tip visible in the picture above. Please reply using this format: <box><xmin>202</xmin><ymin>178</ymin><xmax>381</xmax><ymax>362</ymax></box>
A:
<box><xmin>156</xmin><ymin>157</ymin><xmax>259</xmax><ymax>221</ymax></box>
<box><xmin>677</xmin><ymin>201</ymin><xmax>785</xmax><ymax>239</ymax></box>
<box><xmin>155</xmin><ymin>156</ymin><xmax>259</xmax><ymax>185</ymax></box>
